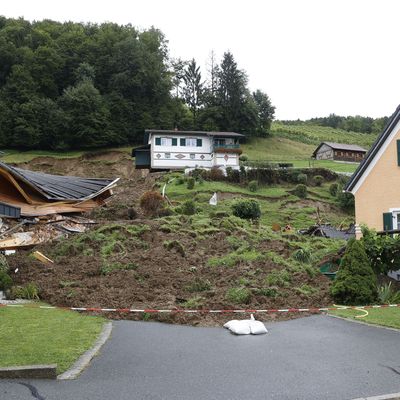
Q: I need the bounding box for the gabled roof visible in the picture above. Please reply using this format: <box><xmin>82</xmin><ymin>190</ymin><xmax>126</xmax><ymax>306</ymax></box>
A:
<box><xmin>312</xmin><ymin>141</ymin><xmax>367</xmax><ymax>157</ymax></box>
<box><xmin>145</xmin><ymin>129</ymin><xmax>245</xmax><ymax>138</ymax></box>
<box><xmin>345</xmin><ymin>104</ymin><xmax>400</xmax><ymax>192</ymax></box>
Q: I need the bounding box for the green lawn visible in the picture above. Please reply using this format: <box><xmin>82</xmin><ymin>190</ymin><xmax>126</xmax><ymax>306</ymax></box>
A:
<box><xmin>0</xmin><ymin>305</ymin><xmax>106</xmax><ymax>373</ymax></box>
<box><xmin>330</xmin><ymin>307</ymin><xmax>400</xmax><ymax>329</ymax></box>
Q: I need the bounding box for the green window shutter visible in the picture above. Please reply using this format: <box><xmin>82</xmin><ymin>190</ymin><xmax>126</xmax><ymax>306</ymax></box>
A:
<box><xmin>197</xmin><ymin>139</ymin><xmax>202</xmax><ymax>147</ymax></box>
<box><xmin>172</xmin><ymin>138</ymin><xmax>177</xmax><ymax>146</ymax></box>
<box><xmin>397</xmin><ymin>140</ymin><xmax>400</xmax><ymax>166</ymax></box>
<box><xmin>155</xmin><ymin>137</ymin><xmax>161</xmax><ymax>146</ymax></box>
<box><xmin>383</xmin><ymin>212</ymin><xmax>393</xmax><ymax>231</ymax></box>
<box><xmin>180</xmin><ymin>138</ymin><xmax>186</xmax><ymax>146</ymax></box>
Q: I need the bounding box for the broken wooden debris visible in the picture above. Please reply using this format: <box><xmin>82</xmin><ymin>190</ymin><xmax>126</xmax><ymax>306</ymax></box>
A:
<box><xmin>32</xmin><ymin>251</ymin><xmax>54</xmax><ymax>264</ymax></box>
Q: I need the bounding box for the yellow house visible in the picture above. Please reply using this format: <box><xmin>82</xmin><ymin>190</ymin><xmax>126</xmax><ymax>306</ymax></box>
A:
<box><xmin>345</xmin><ymin>105</ymin><xmax>400</xmax><ymax>238</ymax></box>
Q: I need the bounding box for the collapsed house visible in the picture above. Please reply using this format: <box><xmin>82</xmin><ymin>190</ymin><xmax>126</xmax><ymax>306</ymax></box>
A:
<box><xmin>0</xmin><ymin>162</ymin><xmax>119</xmax><ymax>217</ymax></box>
<box><xmin>0</xmin><ymin>162</ymin><xmax>119</xmax><ymax>250</ymax></box>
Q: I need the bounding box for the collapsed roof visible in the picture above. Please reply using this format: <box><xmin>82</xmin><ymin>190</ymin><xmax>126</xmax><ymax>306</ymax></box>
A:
<box><xmin>0</xmin><ymin>162</ymin><xmax>119</xmax><ymax>217</ymax></box>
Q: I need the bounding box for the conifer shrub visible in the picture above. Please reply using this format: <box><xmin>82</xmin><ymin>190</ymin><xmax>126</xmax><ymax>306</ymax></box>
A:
<box><xmin>239</xmin><ymin>154</ymin><xmax>249</xmax><ymax>162</ymax></box>
<box><xmin>330</xmin><ymin>239</ymin><xmax>377</xmax><ymax>305</ymax></box>
<box><xmin>186</xmin><ymin>177</ymin><xmax>195</xmax><ymax>189</ymax></box>
<box><xmin>209</xmin><ymin>167</ymin><xmax>224</xmax><ymax>181</ymax></box>
<box><xmin>139</xmin><ymin>191</ymin><xmax>165</xmax><ymax>217</ymax></box>
<box><xmin>293</xmin><ymin>184</ymin><xmax>307</xmax><ymax>198</ymax></box>
<box><xmin>231</xmin><ymin>199</ymin><xmax>261</xmax><ymax>220</ymax></box>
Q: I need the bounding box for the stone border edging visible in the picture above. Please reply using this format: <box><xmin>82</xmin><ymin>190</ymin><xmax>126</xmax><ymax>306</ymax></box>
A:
<box><xmin>328</xmin><ymin>314</ymin><xmax>400</xmax><ymax>333</ymax></box>
<box><xmin>0</xmin><ymin>365</ymin><xmax>57</xmax><ymax>379</ymax></box>
<box><xmin>352</xmin><ymin>393</ymin><xmax>400</xmax><ymax>400</ymax></box>
<box><xmin>58</xmin><ymin>322</ymin><xmax>113</xmax><ymax>380</ymax></box>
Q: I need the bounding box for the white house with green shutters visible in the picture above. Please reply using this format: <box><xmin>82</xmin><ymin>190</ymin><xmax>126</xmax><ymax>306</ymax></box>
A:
<box><xmin>133</xmin><ymin>129</ymin><xmax>244</xmax><ymax>170</ymax></box>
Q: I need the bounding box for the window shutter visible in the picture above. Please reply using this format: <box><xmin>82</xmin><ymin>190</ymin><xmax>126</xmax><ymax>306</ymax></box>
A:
<box><xmin>172</xmin><ymin>138</ymin><xmax>177</xmax><ymax>146</ymax></box>
<box><xmin>197</xmin><ymin>139</ymin><xmax>202</xmax><ymax>147</ymax></box>
<box><xmin>383</xmin><ymin>212</ymin><xmax>393</xmax><ymax>231</ymax></box>
<box><xmin>397</xmin><ymin>140</ymin><xmax>400</xmax><ymax>166</ymax></box>
<box><xmin>155</xmin><ymin>137</ymin><xmax>161</xmax><ymax>146</ymax></box>
<box><xmin>180</xmin><ymin>138</ymin><xmax>186</xmax><ymax>146</ymax></box>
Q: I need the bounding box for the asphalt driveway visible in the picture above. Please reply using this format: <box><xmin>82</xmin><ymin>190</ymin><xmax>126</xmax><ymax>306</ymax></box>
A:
<box><xmin>1</xmin><ymin>315</ymin><xmax>400</xmax><ymax>400</ymax></box>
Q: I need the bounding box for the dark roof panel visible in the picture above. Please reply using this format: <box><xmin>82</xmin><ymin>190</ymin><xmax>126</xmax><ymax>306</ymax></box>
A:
<box><xmin>145</xmin><ymin>129</ymin><xmax>245</xmax><ymax>138</ymax></box>
<box><xmin>0</xmin><ymin>162</ymin><xmax>119</xmax><ymax>201</ymax></box>
<box><xmin>345</xmin><ymin>104</ymin><xmax>400</xmax><ymax>192</ymax></box>
<box><xmin>322</xmin><ymin>142</ymin><xmax>367</xmax><ymax>152</ymax></box>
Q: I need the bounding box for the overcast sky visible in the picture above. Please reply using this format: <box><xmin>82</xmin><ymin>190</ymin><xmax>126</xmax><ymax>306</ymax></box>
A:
<box><xmin>2</xmin><ymin>0</ymin><xmax>400</xmax><ymax>120</ymax></box>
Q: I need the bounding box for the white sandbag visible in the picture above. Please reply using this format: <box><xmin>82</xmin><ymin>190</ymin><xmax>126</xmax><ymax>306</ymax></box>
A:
<box><xmin>224</xmin><ymin>314</ymin><xmax>267</xmax><ymax>335</ymax></box>
<box><xmin>225</xmin><ymin>320</ymin><xmax>251</xmax><ymax>335</ymax></box>
<box><xmin>209</xmin><ymin>192</ymin><xmax>218</xmax><ymax>206</ymax></box>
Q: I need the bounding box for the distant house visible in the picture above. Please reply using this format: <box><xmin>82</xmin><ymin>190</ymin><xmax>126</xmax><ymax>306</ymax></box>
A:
<box><xmin>344</xmin><ymin>104</ymin><xmax>400</xmax><ymax>239</ymax></box>
<box><xmin>132</xmin><ymin>130</ymin><xmax>244</xmax><ymax>170</ymax></box>
<box><xmin>312</xmin><ymin>142</ymin><xmax>367</xmax><ymax>162</ymax></box>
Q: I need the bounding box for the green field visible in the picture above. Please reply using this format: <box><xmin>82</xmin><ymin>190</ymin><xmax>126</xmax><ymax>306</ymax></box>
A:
<box><xmin>330</xmin><ymin>307</ymin><xmax>400</xmax><ymax>330</ymax></box>
<box><xmin>0</xmin><ymin>305</ymin><xmax>105</xmax><ymax>373</ymax></box>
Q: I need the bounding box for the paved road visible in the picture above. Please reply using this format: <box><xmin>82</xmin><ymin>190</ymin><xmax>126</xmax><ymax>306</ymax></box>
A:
<box><xmin>1</xmin><ymin>315</ymin><xmax>400</xmax><ymax>400</ymax></box>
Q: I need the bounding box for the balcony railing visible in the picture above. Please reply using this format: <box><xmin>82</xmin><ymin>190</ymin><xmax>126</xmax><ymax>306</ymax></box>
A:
<box><xmin>213</xmin><ymin>143</ymin><xmax>240</xmax><ymax>149</ymax></box>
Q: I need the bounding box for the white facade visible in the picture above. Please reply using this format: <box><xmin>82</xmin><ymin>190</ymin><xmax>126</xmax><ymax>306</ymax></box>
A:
<box><xmin>315</xmin><ymin>144</ymin><xmax>334</xmax><ymax>160</ymax></box>
<box><xmin>149</xmin><ymin>133</ymin><xmax>240</xmax><ymax>169</ymax></box>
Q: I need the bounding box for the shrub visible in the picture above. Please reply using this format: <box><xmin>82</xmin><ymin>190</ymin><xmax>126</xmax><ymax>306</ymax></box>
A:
<box><xmin>231</xmin><ymin>199</ymin><xmax>261</xmax><ymax>220</ymax></box>
<box><xmin>293</xmin><ymin>184</ymin><xmax>307</xmax><ymax>198</ymax></box>
<box><xmin>226</xmin><ymin>287</ymin><xmax>251</xmax><ymax>304</ymax></box>
<box><xmin>127</xmin><ymin>207</ymin><xmax>137</xmax><ymax>220</ymax></box>
<box><xmin>209</xmin><ymin>167</ymin><xmax>224</xmax><ymax>181</ymax></box>
<box><xmin>248</xmin><ymin>180</ymin><xmax>258</xmax><ymax>192</ymax></box>
<box><xmin>256</xmin><ymin>287</ymin><xmax>279</xmax><ymax>298</ymax></box>
<box><xmin>330</xmin><ymin>239</ymin><xmax>377</xmax><ymax>305</ymax></box>
<box><xmin>139</xmin><ymin>191</ymin><xmax>165</xmax><ymax>217</ymax></box>
<box><xmin>313</xmin><ymin>175</ymin><xmax>324</xmax><ymax>186</ymax></box>
<box><xmin>297</xmin><ymin>173</ymin><xmax>308</xmax><ymax>184</ymax></box>
<box><xmin>186</xmin><ymin>177</ymin><xmax>195</xmax><ymax>189</ymax></box>
<box><xmin>329</xmin><ymin>183</ymin><xmax>339</xmax><ymax>196</ymax></box>
<box><xmin>181</xmin><ymin>200</ymin><xmax>196</xmax><ymax>215</ymax></box>
<box><xmin>239</xmin><ymin>154</ymin><xmax>249</xmax><ymax>162</ymax></box>
<box><xmin>337</xmin><ymin>191</ymin><xmax>354</xmax><ymax>211</ymax></box>
<box><xmin>0</xmin><ymin>270</ymin><xmax>12</xmax><ymax>290</ymax></box>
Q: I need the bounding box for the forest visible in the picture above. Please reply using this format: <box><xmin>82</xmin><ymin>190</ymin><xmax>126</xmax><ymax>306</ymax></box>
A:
<box><xmin>0</xmin><ymin>17</ymin><xmax>275</xmax><ymax>150</ymax></box>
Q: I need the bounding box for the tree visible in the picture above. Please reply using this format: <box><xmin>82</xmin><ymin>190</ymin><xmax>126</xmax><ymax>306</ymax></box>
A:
<box><xmin>59</xmin><ymin>79</ymin><xmax>111</xmax><ymax>148</ymax></box>
<box><xmin>330</xmin><ymin>239</ymin><xmax>377</xmax><ymax>305</ymax></box>
<box><xmin>252</xmin><ymin>89</ymin><xmax>275</xmax><ymax>136</ymax></box>
<box><xmin>182</xmin><ymin>59</ymin><xmax>203</xmax><ymax>125</ymax></box>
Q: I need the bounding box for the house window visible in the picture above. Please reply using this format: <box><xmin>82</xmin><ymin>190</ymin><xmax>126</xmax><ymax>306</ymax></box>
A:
<box><xmin>161</xmin><ymin>138</ymin><xmax>172</xmax><ymax>146</ymax></box>
<box><xmin>186</xmin><ymin>138</ymin><xmax>197</xmax><ymax>147</ymax></box>
<box><xmin>190</xmin><ymin>154</ymin><xmax>195</xmax><ymax>160</ymax></box>
<box><xmin>165</xmin><ymin>153</ymin><xmax>171</xmax><ymax>159</ymax></box>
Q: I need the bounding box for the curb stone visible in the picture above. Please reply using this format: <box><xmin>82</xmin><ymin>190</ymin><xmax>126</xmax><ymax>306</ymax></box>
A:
<box><xmin>352</xmin><ymin>393</ymin><xmax>400</xmax><ymax>400</ymax></box>
<box><xmin>327</xmin><ymin>314</ymin><xmax>400</xmax><ymax>333</ymax></box>
<box><xmin>0</xmin><ymin>365</ymin><xmax>57</xmax><ymax>379</ymax></box>
<box><xmin>58</xmin><ymin>322</ymin><xmax>112</xmax><ymax>380</ymax></box>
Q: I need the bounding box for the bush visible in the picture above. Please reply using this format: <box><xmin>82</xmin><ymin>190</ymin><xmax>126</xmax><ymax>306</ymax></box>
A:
<box><xmin>226</xmin><ymin>287</ymin><xmax>251</xmax><ymax>304</ymax></box>
<box><xmin>231</xmin><ymin>199</ymin><xmax>261</xmax><ymax>220</ymax></box>
<box><xmin>181</xmin><ymin>200</ymin><xmax>196</xmax><ymax>215</ymax></box>
<box><xmin>337</xmin><ymin>191</ymin><xmax>354</xmax><ymax>211</ymax></box>
<box><xmin>209</xmin><ymin>167</ymin><xmax>224</xmax><ymax>181</ymax></box>
<box><xmin>175</xmin><ymin>176</ymin><xmax>185</xmax><ymax>185</ymax></box>
<box><xmin>186</xmin><ymin>177</ymin><xmax>195</xmax><ymax>189</ymax></box>
<box><xmin>329</xmin><ymin>183</ymin><xmax>339</xmax><ymax>196</ymax></box>
<box><xmin>313</xmin><ymin>175</ymin><xmax>324</xmax><ymax>186</ymax></box>
<box><xmin>297</xmin><ymin>173</ymin><xmax>308</xmax><ymax>184</ymax></box>
<box><xmin>11</xmin><ymin>283</ymin><xmax>39</xmax><ymax>300</ymax></box>
<box><xmin>186</xmin><ymin>278</ymin><xmax>212</xmax><ymax>292</ymax></box>
<box><xmin>248</xmin><ymin>180</ymin><xmax>258</xmax><ymax>192</ymax></box>
<box><xmin>139</xmin><ymin>191</ymin><xmax>165</xmax><ymax>217</ymax></box>
<box><xmin>239</xmin><ymin>154</ymin><xmax>249</xmax><ymax>162</ymax></box>
<box><xmin>0</xmin><ymin>270</ymin><xmax>12</xmax><ymax>290</ymax></box>
<box><xmin>127</xmin><ymin>207</ymin><xmax>138</xmax><ymax>220</ymax></box>
<box><xmin>265</xmin><ymin>269</ymin><xmax>291</xmax><ymax>287</ymax></box>
<box><xmin>293</xmin><ymin>184</ymin><xmax>307</xmax><ymax>198</ymax></box>
<box><xmin>225</xmin><ymin>167</ymin><xmax>240</xmax><ymax>183</ymax></box>
<box><xmin>330</xmin><ymin>239</ymin><xmax>377</xmax><ymax>305</ymax></box>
